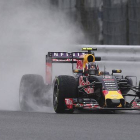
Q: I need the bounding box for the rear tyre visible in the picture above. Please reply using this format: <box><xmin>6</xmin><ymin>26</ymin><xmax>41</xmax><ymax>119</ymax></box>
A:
<box><xmin>126</xmin><ymin>77</ymin><xmax>133</xmax><ymax>87</ymax></box>
<box><xmin>53</xmin><ymin>75</ymin><xmax>77</xmax><ymax>113</ymax></box>
<box><xmin>19</xmin><ymin>74</ymin><xmax>45</xmax><ymax>111</ymax></box>
<box><xmin>137</xmin><ymin>81</ymin><xmax>140</xmax><ymax>98</ymax></box>
<box><xmin>121</xmin><ymin>77</ymin><xmax>133</xmax><ymax>94</ymax></box>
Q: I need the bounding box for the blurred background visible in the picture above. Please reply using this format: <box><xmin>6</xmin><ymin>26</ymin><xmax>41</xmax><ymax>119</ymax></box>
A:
<box><xmin>50</xmin><ymin>0</ymin><xmax>140</xmax><ymax>45</ymax></box>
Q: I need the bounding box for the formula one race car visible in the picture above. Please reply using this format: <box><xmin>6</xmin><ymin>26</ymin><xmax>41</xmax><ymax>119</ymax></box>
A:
<box><xmin>19</xmin><ymin>47</ymin><xmax>140</xmax><ymax>113</ymax></box>
<box><xmin>49</xmin><ymin>48</ymin><xmax>140</xmax><ymax>113</ymax></box>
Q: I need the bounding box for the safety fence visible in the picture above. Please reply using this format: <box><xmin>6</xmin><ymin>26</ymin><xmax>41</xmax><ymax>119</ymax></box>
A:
<box><xmin>51</xmin><ymin>0</ymin><xmax>140</xmax><ymax>45</ymax></box>
<box><xmin>128</xmin><ymin>0</ymin><xmax>140</xmax><ymax>45</ymax></box>
<box><xmin>103</xmin><ymin>0</ymin><xmax>128</xmax><ymax>45</ymax></box>
<box><xmin>80</xmin><ymin>45</ymin><xmax>140</xmax><ymax>62</ymax></box>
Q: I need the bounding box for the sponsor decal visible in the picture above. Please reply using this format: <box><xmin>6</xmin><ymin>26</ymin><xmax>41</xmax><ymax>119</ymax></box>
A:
<box><xmin>104</xmin><ymin>76</ymin><xmax>111</xmax><ymax>79</ymax></box>
<box><xmin>83</xmin><ymin>104</ymin><xmax>100</xmax><ymax>109</ymax></box>
<box><xmin>52</xmin><ymin>59</ymin><xmax>78</xmax><ymax>62</ymax></box>
<box><xmin>74</xmin><ymin>103</ymin><xmax>100</xmax><ymax>109</ymax></box>
<box><xmin>53</xmin><ymin>52</ymin><xmax>69</xmax><ymax>57</ymax></box>
<box><xmin>105</xmin><ymin>91</ymin><xmax>124</xmax><ymax>100</ymax></box>
<box><xmin>65</xmin><ymin>98</ymin><xmax>73</xmax><ymax>109</ymax></box>
<box><xmin>75</xmin><ymin>103</ymin><xmax>83</xmax><ymax>108</ymax></box>
<box><xmin>132</xmin><ymin>101</ymin><xmax>140</xmax><ymax>108</ymax></box>
<box><xmin>76</xmin><ymin>60</ymin><xmax>83</xmax><ymax>69</ymax></box>
<box><xmin>65</xmin><ymin>98</ymin><xmax>73</xmax><ymax>105</ymax></box>
<box><xmin>105</xmin><ymin>83</ymin><xmax>115</xmax><ymax>85</ymax></box>
<box><xmin>73</xmin><ymin>52</ymin><xmax>85</xmax><ymax>57</ymax></box>
<box><xmin>52</xmin><ymin>59</ymin><xmax>72</xmax><ymax>61</ymax></box>
<box><xmin>110</xmin><ymin>94</ymin><xmax>119</xmax><ymax>98</ymax></box>
<box><xmin>103</xmin><ymin>79</ymin><xmax>115</xmax><ymax>81</ymax></box>
<box><xmin>51</xmin><ymin>52</ymin><xmax>86</xmax><ymax>57</ymax></box>
<box><xmin>117</xmin><ymin>90</ymin><xmax>122</xmax><ymax>94</ymax></box>
<box><xmin>79</xmin><ymin>76</ymin><xmax>94</xmax><ymax>94</ymax></box>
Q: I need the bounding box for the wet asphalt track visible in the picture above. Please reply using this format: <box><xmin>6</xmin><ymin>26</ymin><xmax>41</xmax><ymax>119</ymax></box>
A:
<box><xmin>0</xmin><ymin>110</ymin><xmax>140</xmax><ymax>140</ymax></box>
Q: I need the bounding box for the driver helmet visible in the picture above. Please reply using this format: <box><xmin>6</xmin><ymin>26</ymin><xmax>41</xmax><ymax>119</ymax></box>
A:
<box><xmin>85</xmin><ymin>62</ymin><xmax>99</xmax><ymax>75</ymax></box>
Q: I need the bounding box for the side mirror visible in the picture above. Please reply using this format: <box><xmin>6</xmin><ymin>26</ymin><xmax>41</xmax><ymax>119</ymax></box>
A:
<box><xmin>112</xmin><ymin>69</ymin><xmax>122</xmax><ymax>75</ymax></box>
<box><xmin>95</xmin><ymin>57</ymin><xmax>101</xmax><ymax>61</ymax></box>
<box><xmin>73</xmin><ymin>69</ymin><xmax>83</xmax><ymax>73</ymax></box>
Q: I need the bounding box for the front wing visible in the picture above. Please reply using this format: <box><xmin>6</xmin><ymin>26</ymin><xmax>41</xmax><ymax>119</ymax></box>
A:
<box><xmin>65</xmin><ymin>98</ymin><xmax>140</xmax><ymax>111</ymax></box>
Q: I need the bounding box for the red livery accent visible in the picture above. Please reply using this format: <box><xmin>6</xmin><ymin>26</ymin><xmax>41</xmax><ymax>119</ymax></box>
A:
<box><xmin>118</xmin><ymin>90</ymin><xmax>122</xmax><ymax>94</ymax></box>
<box><xmin>65</xmin><ymin>98</ymin><xmax>100</xmax><ymax>109</ymax></box>
<box><xmin>79</xmin><ymin>76</ymin><xmax>94</xmax><ymax>94</ymax></box>
<box><xmin>102</xmin><ymin>90</ymin><xmax>122</xmax><ymax>96</ymax></box>
<box><xmin>132</xmin><ymin>101</ymin><xmax>140</xmax><ymax>109</ymax></box>
<box><xmin>76</xmin><ymin>60</ymin><xmax>83</xmax><ymax>69</ymax></box>
<box><xmin>83</xmin><ymin>104</ymin><xmax>100</xmax><ymax>109</ymax></box>
<box><xmin>65</xmin><ymin>98</ymin><xmax>73</xmax><ymax>109</ymax></box>
<box><xmin>52</xmin><ymin>59</ymin><xmax>71</xmax><ymax>61</ymax></box>
<box><xmin>46</xmin><ymin>62</ymin><xmax>52</xmax><ymax>85</ymax></box>
<box><xmin>102</xmin><ymin>90</ymin><xmax>108</xmax><ymax>96</ymax></box>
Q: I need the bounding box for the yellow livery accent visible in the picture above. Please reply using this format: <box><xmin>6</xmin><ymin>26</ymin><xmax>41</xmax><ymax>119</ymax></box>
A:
<box><xmin>82</xmin><ymin>48</ymin><xmax>93</xmax><ymax>51</ymax></box>
<box><xmin>83</xmin><ymin>54</ymin><xmax>95</xmax><ymax>68</ymax></box>
<box><xmin>73</xmin><ymin>69</ymin><xmax>79</xmax><ymax>73</ymax></box>
<box><xmin>105</xmin><ymin>91</ymin><xmax>124</xmax><ymax>100</ymax></box>
<box><xmin>112</xmin><ymin>69</ymin><xmax>122</xmax><ymax>73</ymax></box>
<box><xmin>116</xmin><ymin>70</ymin><xmax>122</xmax><ymax>73</ymax></box>
<box><xmin>117</xmin><ymin>104</ymin><xmax>122</xmax><ymax>107</ymax></box>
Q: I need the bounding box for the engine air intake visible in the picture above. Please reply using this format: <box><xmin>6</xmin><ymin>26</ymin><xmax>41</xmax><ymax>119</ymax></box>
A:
<box><xmin>83</xmin><ymin>54</ymin><xmax>95</xmax><ymax>68</ymax></box>
<box><xmin>87</xmin><ymin>55</ymin><xmax>94</xmax><ymax>62</ymax></box>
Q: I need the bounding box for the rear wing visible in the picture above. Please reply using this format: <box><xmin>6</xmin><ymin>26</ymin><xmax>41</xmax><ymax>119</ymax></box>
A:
<box><xmin>46</xmin><ymin>52</ymin><xmax>86</xmax><ymax>85</ymax></box>
<box><xmin>46</xmin><ymin>52</ymin><xmax>86</xmax><ymax>63</ymax></box>
<box><xmin>46</xmin><ymin>50</ymin><xmax>101</xmax><ymax>85</ymax></box>
<box><xmin>46</xmin><ymin>52</ymin><xmax>101</xmax><ymax>63</ymax></box>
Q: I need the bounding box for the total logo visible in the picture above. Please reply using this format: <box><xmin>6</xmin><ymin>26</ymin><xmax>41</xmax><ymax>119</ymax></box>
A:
<box><xmin>111</xmin><ymin>94</ymin><xmax>118</xmax><ymax>98</ymax></box>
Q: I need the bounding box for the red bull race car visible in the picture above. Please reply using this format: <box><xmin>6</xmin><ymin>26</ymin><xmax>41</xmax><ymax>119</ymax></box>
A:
<box><xmin>19</xmin><ymin>47</ymin><xmax>140</xmax><ymax>113</ymax></box>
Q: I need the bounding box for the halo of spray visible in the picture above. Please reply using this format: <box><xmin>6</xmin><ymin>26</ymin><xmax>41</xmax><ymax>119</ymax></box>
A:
<box><xmin>0</xmin><ymin>0</ymin><xmax>85</xmax><ymax>111</ymax></box>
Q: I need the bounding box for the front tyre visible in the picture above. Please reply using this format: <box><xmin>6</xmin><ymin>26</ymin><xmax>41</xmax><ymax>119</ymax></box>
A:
<box><xmin>53</xmin><ymin>75</ymin><xmax>77</xmax><ymax>113</ymax></box>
